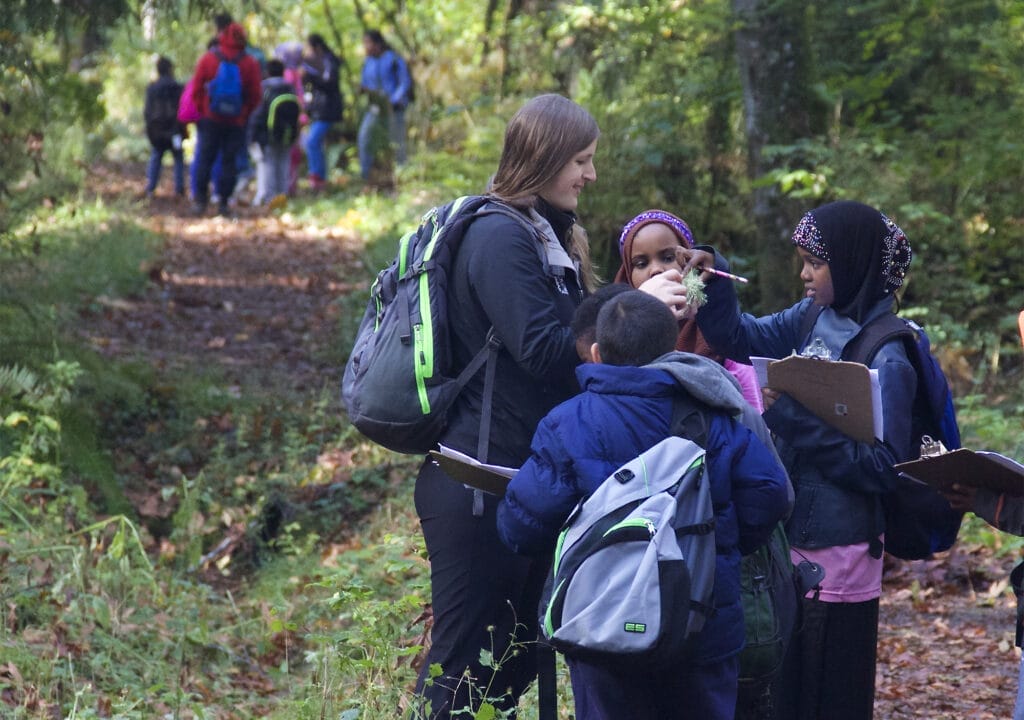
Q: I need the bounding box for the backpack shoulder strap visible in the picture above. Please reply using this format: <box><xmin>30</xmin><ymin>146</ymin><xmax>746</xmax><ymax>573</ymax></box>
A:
<box><xmin>796</xmin><ymin>302</ymin><xmax>824</xmax><ymax>352</ymax></box>
<box><xmin>841</xmin><ymin>313</ymin><xmax>914</xmax><ymax>365</ymax></box>
<box><xmin>669</xmin><ymin>393</ymin><xmax>709</xmax><ymax>449</ymax></box>
<box><xmin>473</xmin><ymin>198</ymin><xmax>538</xmax><ymax>235</ymax></box>
<box><xmin>474</xmin><ymin>199</ymin><xmax>567</xmax><ymax>280</ymax></box>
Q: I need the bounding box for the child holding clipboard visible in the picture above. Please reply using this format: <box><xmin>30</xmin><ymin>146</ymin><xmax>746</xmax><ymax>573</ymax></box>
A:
<box><xmin>685</xmin><ymin>201</ymin><xmax>917</xmax><ymax>720</ymax></box>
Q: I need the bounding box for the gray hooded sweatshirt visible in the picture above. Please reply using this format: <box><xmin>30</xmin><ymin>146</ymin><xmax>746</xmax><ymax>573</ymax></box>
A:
<box><xmin>646</xmin><ymin>351</ymin><xmax>795</xmax><ymax>511</ymax></box>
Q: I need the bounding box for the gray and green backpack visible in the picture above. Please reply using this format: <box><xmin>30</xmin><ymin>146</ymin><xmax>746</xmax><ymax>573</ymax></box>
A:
<box><xmin>341</xmin><ymin>195</ymin><xmax>538</xmax><ymax>455</ymax></box>
<box><xmin>539</xmin><ymin>396</ymin><xmax>717</xmax><ymax>665</ymax></box>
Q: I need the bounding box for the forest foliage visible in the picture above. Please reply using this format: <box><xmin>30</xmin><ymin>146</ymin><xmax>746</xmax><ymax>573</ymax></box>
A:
<box><xmin>4</xmin><ymin>0</ymin><xmax>1022</xmax><ymax>363</ymax></box>
<box><xmin>1</xmin><ymin>0</ymin><xmax>1023</xmax><ymax>717</ymax></box>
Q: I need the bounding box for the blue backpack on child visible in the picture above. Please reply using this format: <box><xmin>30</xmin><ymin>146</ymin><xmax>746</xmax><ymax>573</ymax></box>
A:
<box><xmin>844</xmin><ymin>314</ymin><xmax>963</xmax><ymax>560</ymax></box>
<box><xmin>801</xmin><ymin>306</ymin><xmax>963</xmax><ymax>560</ymax></box>
<box><xmin>207</xmin><ymin>50</ymin><xmax>244</xmax><ymax>117</ymax></box>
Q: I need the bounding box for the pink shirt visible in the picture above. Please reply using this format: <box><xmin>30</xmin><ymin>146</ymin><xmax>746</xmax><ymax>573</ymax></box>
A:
<box><xmin>724</xmin><ymin>359</ymin><xmax>764</xmax><ymax>412</ymax></box>
<box><xmin>793</xmin><ymin>540</ymin><xmax>884</xmax><ymax>603</ymax></box>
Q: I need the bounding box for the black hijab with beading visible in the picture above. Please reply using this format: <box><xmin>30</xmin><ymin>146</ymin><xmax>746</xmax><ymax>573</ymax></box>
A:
<box><xmin>791</xmin><ymin>200</ymin><xmax>912</xmax><ymax>324</ymax></box>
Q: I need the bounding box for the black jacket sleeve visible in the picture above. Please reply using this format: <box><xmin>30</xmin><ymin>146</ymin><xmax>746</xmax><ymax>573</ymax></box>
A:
<box><xmin>461</xmin><ymin>217</ymin><xmax>579</xmax><ymax>383</ymax></box>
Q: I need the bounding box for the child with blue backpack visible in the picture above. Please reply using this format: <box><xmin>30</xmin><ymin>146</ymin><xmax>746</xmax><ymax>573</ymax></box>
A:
<box><xmin>497</xmin><ymin>290</ymin><xmax>790</xmax><ymax>720</ymax></box>
<box><xmin>685</xmin><ymin>201</ymin><xmax>919</xmax><ymax>720</ymax></box>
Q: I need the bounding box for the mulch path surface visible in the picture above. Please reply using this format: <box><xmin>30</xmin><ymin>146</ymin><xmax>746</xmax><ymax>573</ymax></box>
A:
<box><xmin>86</xmin><ymin>163</ymin><xmax>1021</xmax><ymax>719</ymax></box>
<box><xmin>80</xmin><ymin>162</ymin><xmax>364</xmax><ymax>394</ymax></box>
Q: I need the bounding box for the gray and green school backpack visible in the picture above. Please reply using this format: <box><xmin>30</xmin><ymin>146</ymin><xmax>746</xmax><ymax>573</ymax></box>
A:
<box><xmin>341</xmin><ymin>195</ymin><xmax>538</xmax><ymax>455</ymax></box>
<box><xmin>539</xmin><ymin>396</ymin><xmax>717</xmax><ymax>665</ymax></box>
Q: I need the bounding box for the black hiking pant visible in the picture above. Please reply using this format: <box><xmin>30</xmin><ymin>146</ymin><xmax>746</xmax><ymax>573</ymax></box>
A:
<box><xmin>412</xmin><ymin>459</ymin><xmax>550</xmax><ymax>718</ymax></box>
<box><xmin>194</xmin><ymin>118</ymin><xmax>245</xmax><ymax>206</ymax></box>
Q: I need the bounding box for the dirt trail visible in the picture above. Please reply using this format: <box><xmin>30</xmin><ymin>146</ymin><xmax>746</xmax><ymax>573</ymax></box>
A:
<box><xmin>877</xmin><ymin>550</ymin><xmax>1019</xmax><ymax>718</ymax></box>
<box><xmin>88</xmin><ymin>163</ymin><xmax>1021</xmax><ymax>719</ymax></box>
<box><xmin>80</xmin><ymin>162</ymin><xmax>363</xmax><ymax>395</ymax></box>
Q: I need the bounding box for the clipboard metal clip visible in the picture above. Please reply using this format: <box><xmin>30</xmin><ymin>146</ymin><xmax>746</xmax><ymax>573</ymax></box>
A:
<box><xmin>801</xmin><ymin>337</ymin><xmax>832</xmax><ymax>360</ymax></box>
<box><xmin>920</xmin><ymin>435</ymin><xmax>948</xmax><ymax>458</ymax></box>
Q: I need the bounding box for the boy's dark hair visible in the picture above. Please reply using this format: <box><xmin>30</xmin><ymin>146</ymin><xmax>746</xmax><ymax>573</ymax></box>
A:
<box><xmin>596</xmin><ymin>290</ymin><xmax>678</xmax><ymax>366</ymax></box>
<box><xmin>156</xmin><ymin>56</ymin><xmax>173</xmax><ymax>78</ymax></box>
<box><xmin>265</xmin><ymin>58</ymin><xmax>285</xmax><ymax>78</ymax></box>
<box><xmin>363</xmin><ymin>29</ymin><xmax>387</xmax><ymax>48</ymax></box>
<box><xmin>571</xmin><ymin>283</ymin><xmax>632</xmax><ymax>347</ymax></box>
<box><xmin>214</xmin><ymin>13</ymin><xmax>233</xmax><ymax>31</ymax></box>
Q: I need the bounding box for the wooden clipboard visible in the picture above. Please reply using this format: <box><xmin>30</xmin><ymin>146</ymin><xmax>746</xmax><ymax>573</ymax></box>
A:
<box><xmin>766</xmin><ymin>355</ymin><xmax>880</xmax><ymax>444</ymax></box>
<box><xmin>895</xmin><ymin>449</ymin><xmax>1024</xmax><ymax>496</ymax></box>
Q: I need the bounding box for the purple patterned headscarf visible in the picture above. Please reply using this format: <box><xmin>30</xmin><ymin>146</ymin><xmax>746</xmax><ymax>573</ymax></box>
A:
<box><xmin>618</xmin><ymin>209</ymin><xmax>694</xmax><ymax>253</ymax></box>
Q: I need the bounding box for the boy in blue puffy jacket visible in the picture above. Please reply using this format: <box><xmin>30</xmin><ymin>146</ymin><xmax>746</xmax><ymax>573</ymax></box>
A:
<box><xmin>497</xmin><ymin>290</ymin><xmax>790</xmax><ymax>720</ymax></box>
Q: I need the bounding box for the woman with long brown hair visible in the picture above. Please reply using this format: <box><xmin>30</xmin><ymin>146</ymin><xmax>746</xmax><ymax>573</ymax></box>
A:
<box><xmin>412</xmin><ymin>94</ymin><xmax>599</xmax><ymax>717</ymax></box>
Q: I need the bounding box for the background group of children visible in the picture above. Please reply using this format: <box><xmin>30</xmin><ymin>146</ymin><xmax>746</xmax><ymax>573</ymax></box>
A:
<box><xmin>143</xmin><ymin>19</ymin><xmax>413</xmax><ymax>211</ymax></box>
<box><xmin>142</xmin><ymin>22</ymin><xmax>331</xmax><ymax>211</ymax></box>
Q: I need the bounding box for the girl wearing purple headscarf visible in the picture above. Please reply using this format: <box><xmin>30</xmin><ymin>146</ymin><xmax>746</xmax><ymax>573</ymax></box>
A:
<box><xmin>615</xmin><ymin>209</ymin><xmax>763</xmax><ymax>411</ymax></box>
<box><xmin>686</xmin><ymin>201</ymin><xmax>916</xmax><ymax>720</ymax></box>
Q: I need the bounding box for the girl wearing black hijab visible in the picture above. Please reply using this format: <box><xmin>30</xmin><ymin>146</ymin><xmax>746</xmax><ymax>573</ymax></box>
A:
<box><xmin>686</xmin><ymin>201</ymin><xmax>916</xmax><ymax>720</ymax></box>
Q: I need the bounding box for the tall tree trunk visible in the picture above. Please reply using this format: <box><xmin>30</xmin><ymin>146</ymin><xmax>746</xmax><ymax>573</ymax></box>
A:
<box><xmin>701</xmin><ymin>37</ymin><xmax>739</xmax><ymax>241</ymax></box>
<box><xmin>482</xmin><ymin>0</ymin><xmax>501</xmax><ymax>64</ymax></box>
<box><xmin>499</xmin><ymin>0</ymin><xmax>524</xmax><ymax>98</ymax></box>
<box><xmin>732</xmin><ymin>0</ymin><xmax>822</xmax><ymax>312</ymax></box>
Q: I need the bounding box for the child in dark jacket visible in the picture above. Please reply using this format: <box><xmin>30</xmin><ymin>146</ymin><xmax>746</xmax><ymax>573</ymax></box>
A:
<box><xmin>685</xmin><ymin>200</ymin><xmax>918</xmax><ymax>720</ymax></box>
<box><xmin>143</xmin><ymin>56</ymin><xmax>185</xmax><ymax>198</ymax></box>
<box><xmin>248</xmin><ymin>58</ymin><xmax>297</xmax><ymax>206</ymax></box>
<box><xmin>497</xmin><ymin>290</ymin><xmax>790</xmax><ymax>720</ymax></box>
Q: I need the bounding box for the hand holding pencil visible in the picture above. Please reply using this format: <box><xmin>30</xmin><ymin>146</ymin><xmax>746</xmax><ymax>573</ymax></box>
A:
<box><xmin>680</xmin><ymin>248</ymin><xmax>749</xmax><ymax>283</ymax></box>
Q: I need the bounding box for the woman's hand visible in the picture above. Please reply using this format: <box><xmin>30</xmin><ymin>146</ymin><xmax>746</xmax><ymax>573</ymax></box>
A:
<box><xmin>680</xmin><ymin>248</ymin><xmax>717</xmax><ymax>282</ymax></box>
<box><xmin>638</xmin><ymin>271</ymin><xmax>694</xmax><ymax>320</ymax></box>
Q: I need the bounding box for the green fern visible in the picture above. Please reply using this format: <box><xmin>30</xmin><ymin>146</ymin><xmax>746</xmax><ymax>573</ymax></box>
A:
<box><xmin>0</xmin><ymin>364</ymin><xmax>40</xmax><ymax>399</ymax></box>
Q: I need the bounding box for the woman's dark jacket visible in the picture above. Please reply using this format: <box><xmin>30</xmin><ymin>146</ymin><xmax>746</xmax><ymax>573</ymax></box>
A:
<box><xmin>440</xmin><ymin>199</ymin><xmax>583</xmax><ymax>468</ymax></box>
<box><xmin>303</xmin><ymin>50</ymin><xmax>343</xmax><ymax>123</ymax></box>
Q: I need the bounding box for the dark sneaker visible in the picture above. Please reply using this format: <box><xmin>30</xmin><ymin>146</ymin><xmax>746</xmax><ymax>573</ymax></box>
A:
<box><xmin>217</xmin><ymin>202</ymin><xmax>233</xmax><ymax>218</ymax></box>
<box><xmin>190</xmin><ymin>202</ymin><xmax>207</xmax><ymax>217</ymax></box>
